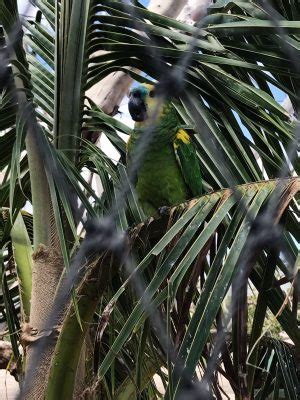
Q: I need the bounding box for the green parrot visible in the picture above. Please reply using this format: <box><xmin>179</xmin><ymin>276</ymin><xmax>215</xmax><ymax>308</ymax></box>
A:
<box><xmin>127</xmin><ymin>83</ymin><xmax>202</xmax><ymax>216</ymax></box>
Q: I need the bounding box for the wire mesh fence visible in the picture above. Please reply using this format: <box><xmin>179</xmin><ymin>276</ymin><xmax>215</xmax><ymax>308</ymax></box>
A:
<box><xmin>0</xmin><ymin>0</ymin><xmax>299</xmax><ymax>399</ymax></box>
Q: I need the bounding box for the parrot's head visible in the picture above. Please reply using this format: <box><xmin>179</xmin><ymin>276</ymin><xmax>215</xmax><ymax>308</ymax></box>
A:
<box><xmin>128</xmin><ymin>83</ymin><xmax>156</xmax><ymax>122</ymax></box>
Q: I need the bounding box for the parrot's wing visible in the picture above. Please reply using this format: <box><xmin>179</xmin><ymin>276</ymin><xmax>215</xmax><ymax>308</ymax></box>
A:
<box><xmin>126</xmin><ymin>135</ymin><xmax>132</xmax><ymax>166</ymax></box>
<box><xmin>173</xmin><ymin>129</ymin><xmax>202</xmax><ymax>197</ymax></box>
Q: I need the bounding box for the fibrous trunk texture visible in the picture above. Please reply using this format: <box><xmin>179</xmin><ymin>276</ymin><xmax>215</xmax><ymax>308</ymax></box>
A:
<box><xmin>24</xmin><ymin>245</ymin><xmax>63</xmax><ymax>399</ymax></box>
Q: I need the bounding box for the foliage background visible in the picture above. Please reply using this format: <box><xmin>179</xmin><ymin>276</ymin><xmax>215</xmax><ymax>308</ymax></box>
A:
<box><xmin>0</xmin><ymin>0</ymin><xmax>299</xmax><ymax>399</ymax></box>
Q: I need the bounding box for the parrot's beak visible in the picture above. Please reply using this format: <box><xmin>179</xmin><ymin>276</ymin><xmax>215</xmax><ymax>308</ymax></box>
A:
<box><xmin>128</xmin><ymin>95</ymin><xmax>148</xmax><ymax>121</ymax></box>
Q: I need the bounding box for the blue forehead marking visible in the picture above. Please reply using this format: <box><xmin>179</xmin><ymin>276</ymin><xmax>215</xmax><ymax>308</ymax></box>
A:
<box><xmin>131</xmin><ymin>85</ymin><xmax>149</xmax><ymax>98</ymax></box>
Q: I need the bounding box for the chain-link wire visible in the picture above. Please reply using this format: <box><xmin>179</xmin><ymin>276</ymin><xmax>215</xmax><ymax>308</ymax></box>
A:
<box><xmin>0</xmin><ymin>0</ymin><xmax>298</xmax><ymax>398</ymax></box>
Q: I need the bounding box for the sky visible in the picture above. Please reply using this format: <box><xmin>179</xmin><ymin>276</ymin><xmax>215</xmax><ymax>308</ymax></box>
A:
<box><xmin>18</xmin><ymin>0</ymin><xmax>33</xmax><ymax>16</ymax></box>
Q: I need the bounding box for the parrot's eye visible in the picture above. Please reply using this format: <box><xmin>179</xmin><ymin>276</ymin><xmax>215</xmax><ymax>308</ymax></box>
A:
<box><xmin>132</xmin><ymin>92</ymin><xmax>141</xmax><ymax>98</ymax></box>
<box><xmin>149</xmin><ymin>90</ymin><xmax>155</xmax><ymax>98</ymax></box>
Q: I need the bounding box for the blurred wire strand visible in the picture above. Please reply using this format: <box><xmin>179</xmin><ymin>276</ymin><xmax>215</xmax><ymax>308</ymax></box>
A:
<box><xmin>0</xmin><ymin>0</ymin><xmax>299</xmax><ymax>398</ymax></box>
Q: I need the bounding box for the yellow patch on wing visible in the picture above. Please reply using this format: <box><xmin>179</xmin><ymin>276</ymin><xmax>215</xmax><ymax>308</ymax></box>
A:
<box><xmin>173</xmin><ymin>129</ymin><xmax>190</xmax><ymax>150</ymax></box>
<box><xmin>176</xmin><ymin>129</ymin><xmax>190</xmax><ymax>144</ymax></box>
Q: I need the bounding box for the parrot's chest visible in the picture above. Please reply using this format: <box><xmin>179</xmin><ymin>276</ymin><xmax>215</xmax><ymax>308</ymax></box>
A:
<box><xmin>135</xmin><ymin>144</ymin><xmax>189</xmax><ymax>209</ymax></box>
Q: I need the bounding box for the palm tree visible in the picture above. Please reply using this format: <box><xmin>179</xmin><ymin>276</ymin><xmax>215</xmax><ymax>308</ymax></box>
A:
<box><xmin>0</xmin><ymin>0</ymin><xmax>299</xmax><ymax>399</ymax></box>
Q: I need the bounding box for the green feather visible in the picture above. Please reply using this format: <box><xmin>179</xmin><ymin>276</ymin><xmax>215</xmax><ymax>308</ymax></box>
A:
<box><xmin>173</xmin><ymin>131</ymin><xmax>202</xmax><ymax>197</ymax></box>
<box><xmin>127</xmin><ymin>84</ymin><xmax>203</xmax><ymax>216</ymax></box>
